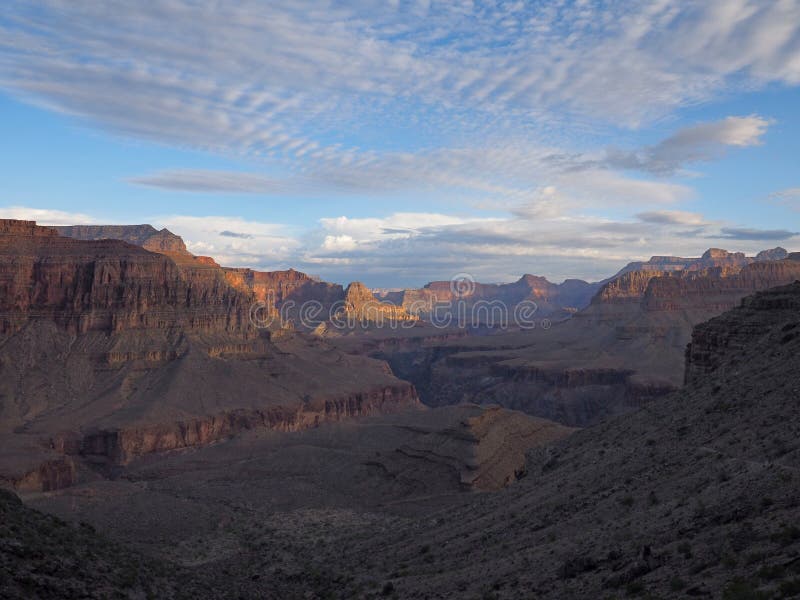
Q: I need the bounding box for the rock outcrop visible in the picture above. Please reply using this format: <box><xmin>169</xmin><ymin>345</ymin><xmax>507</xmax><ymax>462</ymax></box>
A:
<box><xmin>340</xmin><ymin>282</ymin><xmax>417</xmax><ymax>324</ymax></box>
<box><xmin>684</xmin><ymin>279</ymin><xmax>800</xmax><ymax>385</ymax></box>
<box><xmin>386</xmin><ymin>405</ymin><xmax>574</xmax><ymax>490</ymax></box>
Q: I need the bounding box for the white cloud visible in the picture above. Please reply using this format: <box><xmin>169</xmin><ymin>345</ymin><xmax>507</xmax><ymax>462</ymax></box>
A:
<box><xmin>0</xmin><ymin>1</ymin><xmax>797</xmax><ymax>163</ymax></box>
<box><xmin>152</xmin><ymin>214</ymin><xmax>301</xmax><ymax>266</ymax></box>
<box><xmin>605</xmin><ymin>115</ymin><xmax>772</xmax><ymax>175</ymax></box>
<box><xmin>3</xmin><ymin>204</ymin><xmax>797</xmax><ymax>286</ymax></box>
<box><xmin>0</xmin><ymin>206</ymin><xmax>99</xmax><ymax>226</ymax></box>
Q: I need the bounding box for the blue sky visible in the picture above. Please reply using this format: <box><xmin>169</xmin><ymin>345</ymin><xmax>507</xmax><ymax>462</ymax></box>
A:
<box><xmin>1</xmin><ymin>1</ymin><xmax>799</xmax><ymax>287</ymax></box>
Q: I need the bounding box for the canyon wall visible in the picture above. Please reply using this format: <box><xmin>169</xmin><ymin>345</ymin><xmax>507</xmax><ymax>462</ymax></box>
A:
<box><xmin>0</xmin><ymin>219</ymin><xmax>250</xmax><ymax>336</ymax></box>
<box><xmin>0</xmin><ymin>220</ymin><xmax>420</xmax><ymax>491</ymax></box>
<box><xmin>361</xmin><ymin>252</ymin><xmax>800</xmax><ymax>427</ymax></box>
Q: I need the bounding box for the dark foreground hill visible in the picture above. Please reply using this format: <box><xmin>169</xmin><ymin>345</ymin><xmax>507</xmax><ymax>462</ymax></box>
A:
<box><xmin>3</xmin><ymin>282</ymin><xmax>800</xmax><ymax>598</ymax></box>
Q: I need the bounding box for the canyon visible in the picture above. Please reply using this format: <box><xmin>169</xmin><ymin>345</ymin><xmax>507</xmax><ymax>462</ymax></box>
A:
<box><xmin>358</xmin><ymin>248</ymin><xmax>800</xmax><ymax>427</ymax></box>
<box><xmin>4</xmin><ymin>280</ymin><xmax>800</xmax><ymax>598</ymax></box>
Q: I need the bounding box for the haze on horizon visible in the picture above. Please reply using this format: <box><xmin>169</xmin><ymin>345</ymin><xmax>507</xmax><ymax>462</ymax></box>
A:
<box><xmin>1</xmin><ymin>1</ymin><xmax>799</xmax><ymax>287</ymax></box>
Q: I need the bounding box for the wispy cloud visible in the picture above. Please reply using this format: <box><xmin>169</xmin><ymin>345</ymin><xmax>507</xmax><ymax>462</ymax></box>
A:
<box><xmin>1</xmin><ymin>2</ymin><xmax>798</xmax><ymax>285</ymax></box>
<box><xmin>605</xmin><ymin>116</ymin><xmax>771</xmax><ymax>175</ymax></box>
<box><xmin>129</xmin><ymin>170</ymin><xmax>297</xmax><ymax>194</ymax></box>
<box><xmin>1</xmin><ymin>1</ymin><xmax>797</xmax><ymax>159</ymax></box>
<box><xmin>719</xmin><ymin>227</ymin><xmax>799</xmax><ymax>241</ymax></box>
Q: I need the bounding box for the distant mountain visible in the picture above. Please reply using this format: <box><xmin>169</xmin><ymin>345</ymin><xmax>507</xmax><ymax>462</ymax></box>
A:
<box><xmin>55</xmin><ymin>223</ymin><xmax>190</xmax><ymax>255</ymax></box>
<box><xmin>363</xmin><ymin>250</ymin><xmax>800</xmax><ymax>427</ymax></box>
<box><xmin>610</xmin><ymin>246</ymin><xmax>788</xmax><ymax>279</ymax></box>
<box><xmin>376</xmin><ymin>274</ymin><xmax>601</xmax><ymax>323</ymax></box>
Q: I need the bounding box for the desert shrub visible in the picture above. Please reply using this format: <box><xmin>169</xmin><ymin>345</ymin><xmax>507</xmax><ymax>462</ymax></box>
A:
<box><xmin>721</xmin><ymin>553</ymin><xmax>738</xmax><ymax>569</ymax></box>
<box><xmin>625</xmin><ymin>580</ymin><xmax>645</xmax><ymax>596</ymax></box>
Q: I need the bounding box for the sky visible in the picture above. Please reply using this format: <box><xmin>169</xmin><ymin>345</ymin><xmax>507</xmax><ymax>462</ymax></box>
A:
<box><xmin>1</xmin><ymin>1</ymin><xmax>799</xmax><ymax>288</ymax></box>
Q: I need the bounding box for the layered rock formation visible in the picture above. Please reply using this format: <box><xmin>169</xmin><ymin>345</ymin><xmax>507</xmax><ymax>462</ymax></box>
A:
<box><xmin>385</xmin><ymin>405</ymin><xmax>573</xmax><ymax>490</ymax></box>
<box><xmin>356</xmin><ymin>250</ymin><xmax>800</xmax><ymax>426</ymax></box>
<box><xmin>0</xmin><ymin>220</ymin><xmax>420</xmax><ymax>491</ymax></box>
<box><xmin>339</xmin><ymin>282</ymin><xmax>417</xmax><ymax>325</ymax></box>
<box><xmin>378</xmin><ymin>274</ymin><xmax>600</xmax><ymax>323</ymax></box>
<box><xmin>13</xmin><ymin>282</ymin><xmax>800</xmax><ymax>599</ymax></box>
<box><xmin>313</xmin><ymin>281</ymin><xmax>800</xmax><ymax>598</ymax></box>
<box><xmin>0</xmin><ymin>220</ymin><xmax>249</xmax><ymax>336</ymax></box>
<box><xmin>57</xmin><ymin>223</ymin><xmax>346</xmax><ymax>329</ymax></box>
<box><xmin>612</xmin><ymin>246</ymin><xmax>786</xmax><ymax>277</ymax></box>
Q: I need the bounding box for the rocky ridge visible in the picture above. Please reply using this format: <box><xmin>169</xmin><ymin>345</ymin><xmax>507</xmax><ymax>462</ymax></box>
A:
<box><xmin>378</xmin><ymin>274</ymin><xmax>600</xmax><ymax>322</ymax></box>
<box><xmin>361</xmin><ymin>251</ymin><xmax>800</xmax><ymax>427</ymax></box>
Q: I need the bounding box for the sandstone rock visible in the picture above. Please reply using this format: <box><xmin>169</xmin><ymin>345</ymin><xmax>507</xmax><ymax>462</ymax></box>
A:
<box><xmin>341</xmin><ymin>282</ymin><xmax>417</xmax><ymax>323</ymax></box>
<box><xmin>57</xmin><ymin>223</ymin><xmax>346</xmax><ymax>329</ymax></box>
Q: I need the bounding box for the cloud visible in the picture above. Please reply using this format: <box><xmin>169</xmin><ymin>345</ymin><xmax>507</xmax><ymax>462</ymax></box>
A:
<box><xmin>636</xmin><ymin>210</ymin><xmax>706</xmax><ymax>226</ymax></box>
<box><xmin>151</xmin><ymin>214</ymin><xmax>301</xmax><ymax>266</ymax></box>
<box><xmin>0</xmin><ymin>206</ymin><xmax>99</xmax><ymax>226</ymax></box>
<box><xmin>606</xmin><ymin>116</ymin><xmax>771</xmax><ymax>175</ymax></box>
<box><xmin>0</xmin><ymin>1</ymin><xmax>797</xmax><ymax>161</ymax></box>
<box><xmin>719</xmin><ymin>227</ymin><xmax>799</xmax><ymax>241</ymax></box>
<box><xmin>1</xmin><ymin>2</ymin><xmax>788</xmax><ymax>221</ymax></box>
<box><xmin>4</xmin><ymin>204</ymin><xmax>795</xmax><ymax>286</ymax></box>
<box><xmin>129</xmin><ymin>170</ymin><xmax>297</xmax><ymax>194</ymax></box>
<box><xmin>219</xmin><ymin>230</ymin><xmax>254</xmax><ymax>239</ymax></box>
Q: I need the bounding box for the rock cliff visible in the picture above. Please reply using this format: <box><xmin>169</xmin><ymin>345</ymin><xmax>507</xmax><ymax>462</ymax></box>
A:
<box><xmin>0</xmin><ymin>220</ymin><xmax>420</xmax><ymax>491</ymax></box>
<box><xmin>57</xmin><ymin>223</ymin><xmax>346</xmax><ymax>329</ymax></box>
<box><xmin>0</xmin><ymin>220</ymin><xmax>249</xmax><ymax>336</ymax></box>
<box><xmin>340</xmin><ymin>282</ymin><xmax>417</xmax><ymax>324</ymax></box>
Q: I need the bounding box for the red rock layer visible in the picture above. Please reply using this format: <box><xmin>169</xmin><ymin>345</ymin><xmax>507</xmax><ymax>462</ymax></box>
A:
<box><xmin>52</xmin><ymin>383</ymin><xmax>419</xmax><ymax>466</ymax></box>
<box><xmin>0</xmin><ymin>220</ymin><xmax>251</xmax><ymax>335</ymax></box>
